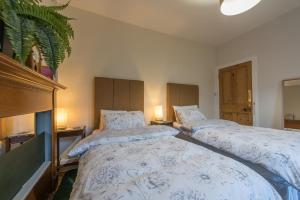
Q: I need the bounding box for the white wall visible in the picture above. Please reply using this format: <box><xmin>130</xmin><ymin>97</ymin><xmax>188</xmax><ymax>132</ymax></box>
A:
<box><xmin>216</xmin><ymin>7</ymin><xmax>300</xmax><ymax>129</ymax></box>
<box><xmin>57</xmin><ymin>7</ymin><xmax>216</xmax><ymax>131</ymax></box>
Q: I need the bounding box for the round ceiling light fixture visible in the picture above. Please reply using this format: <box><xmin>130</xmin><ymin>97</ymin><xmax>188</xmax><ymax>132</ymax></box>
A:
<box><xmin>220</xmin><ymin>0</ymin><xmax>262</xmax><ymax>16</ymax></box>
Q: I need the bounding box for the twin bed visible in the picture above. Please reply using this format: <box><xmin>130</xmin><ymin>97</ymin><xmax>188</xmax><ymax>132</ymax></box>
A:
<box><xmin>167</xmin><ymin>83</ymin><xmax>300</xmax><ymax>200</ymax></box>
<box><xmin>65</xmin><ymin>78</ymin><xmax>300</xmax><ymax>200</ymax></box>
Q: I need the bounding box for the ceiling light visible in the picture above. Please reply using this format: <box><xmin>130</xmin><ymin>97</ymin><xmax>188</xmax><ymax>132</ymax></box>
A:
<box><xmin>220</xmin><ymin>0</ymin><xmax>262</xmax><ymax>16</ymax></box>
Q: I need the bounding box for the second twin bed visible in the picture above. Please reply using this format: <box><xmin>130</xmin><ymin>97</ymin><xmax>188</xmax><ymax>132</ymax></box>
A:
<box><xmin>168</xmin><ymin>83</ymin><xmax>300</xmax><ymax>200</ymax></box>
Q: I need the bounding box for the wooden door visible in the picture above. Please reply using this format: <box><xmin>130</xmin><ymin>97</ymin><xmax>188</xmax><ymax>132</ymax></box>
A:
<box><xmin>219</xmin><ymin>61</ymin><xmax>253</xmax><ymax>125</ymax></box>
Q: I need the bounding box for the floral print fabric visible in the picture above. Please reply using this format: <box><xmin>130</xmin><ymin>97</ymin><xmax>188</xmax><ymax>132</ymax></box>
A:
<box><xmin>191</xmin><ymin>121</ymin><xmax>300</xmax><ymax>190</ymax></box>
<box><xmin>69</xmin><ymin>136</ymin><xmax>281</xmax><ymax>200</ymax></box>
<box><xmin>99</xmin><ymin>110</ymin><xmax>127</xmax><ymax>130</ymax></box>
<box><xmin>175</xmin><ymin>108</ymin><xmax>207</xmax><ymax>124</ymax></box>
<box><xmin>68</xmin><ymin>125</ymin><xmax>179</xmax><ymax>157</ymax></box>
<box><xmin>180</xmin><ymin>119</ymin><xmax>239</xmax><ymax>132</ymax></box>
<box><xmin>103</xmin><ymin>111</ymin><xmax>146</xmax><ymax>130</ymax></box>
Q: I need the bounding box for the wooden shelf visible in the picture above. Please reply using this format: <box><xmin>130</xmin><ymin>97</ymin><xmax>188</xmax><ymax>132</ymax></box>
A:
<box><xmin>0</xmin><ymin>53</ymin><xmax>65</xmax><ymax>199</ymax></box>
<box><xmin>0</xmin><ymin>53</ymin><xmax>66</xmax><ymax>118</ymax></box>
<box><xmin>0</xmin><ymin>53</ymin><xmax>65</xmax><ymax>91</ymax></box>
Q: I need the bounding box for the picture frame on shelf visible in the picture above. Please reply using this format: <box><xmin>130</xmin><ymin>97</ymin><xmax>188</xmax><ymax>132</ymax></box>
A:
<box><xmin>26</xmin><ymin>46</ymin><xmax>42</xmax><ymax>73</ymax></box>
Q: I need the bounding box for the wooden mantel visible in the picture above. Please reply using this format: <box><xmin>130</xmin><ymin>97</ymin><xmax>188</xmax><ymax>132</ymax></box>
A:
<box><xmin>0</xmin><ymin>53</ymin><xmax>66</xmax><ymax>118</ymax></box>
<box><xmin>0</xmin><ymin>53</ymin><xmax>66</xmax><ymax>200</ymax></box>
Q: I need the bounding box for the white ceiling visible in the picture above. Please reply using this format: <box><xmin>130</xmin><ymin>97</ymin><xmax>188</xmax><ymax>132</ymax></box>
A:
<box><xmin>58</xmin><ymin>0</ymin><xmax>300</xmax><ymax>46</ymax></box>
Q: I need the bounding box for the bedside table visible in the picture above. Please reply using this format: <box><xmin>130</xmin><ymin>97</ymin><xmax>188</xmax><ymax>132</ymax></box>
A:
<box><xmin>150</xmin><ymin>120</ymin><xmax>173</xmax><ymax>127</ymax></box>
<box><xmin>57</xmin><ymin>126</ymin><xmax>86</xmax><ymax>171</ymax></box>
<box><xmin>5</xmin><ymin>132</ymin><xmax>35</xmax><ymax>152</ymax></box>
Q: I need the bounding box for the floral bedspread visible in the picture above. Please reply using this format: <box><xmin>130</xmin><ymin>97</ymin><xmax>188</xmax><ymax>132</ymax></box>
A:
<box><xmin>178</xmin><ymin>119</ymin><xmax>238</xmax><ymax>132</ymax></box>
<box><xmin>191</xmin><ymin>121</ymin><xmax>300</xmax><ymax>190</ymax></box>
<box><xmin>68</xmin><ymin>125</ymin><xmax>179</xmax><ymax>157</ymax></box>
<box><xmin>70</xmin><ymin>134</ymin><xmax>281</xmax><ymax>200</ymax></box>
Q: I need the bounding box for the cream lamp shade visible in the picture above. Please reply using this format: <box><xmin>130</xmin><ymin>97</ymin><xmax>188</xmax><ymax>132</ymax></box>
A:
<box><xmin>56</xmin><ymin>108</ymin><xmax>68</xmax><ymax>129</ymax></box>
<box><xmin>220</xmin><ymin>0</ymin><xmax>262</xmax><ymax>16</ymax></box>
<box><xmin>154</xmin><ymin>105</ymin><xmax>163</xmax><ymax>121</ymax></box>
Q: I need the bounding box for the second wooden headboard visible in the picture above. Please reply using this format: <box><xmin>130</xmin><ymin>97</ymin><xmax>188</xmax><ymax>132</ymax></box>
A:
<box><xmin>166</xmin><ymin>83</ymin><xmax>199</xmax><ymax>121</ymax></box>
<box><xmin>94</xmin><ymin>77</ymin><xmax>144</xmax><ymax>129</ymax></box>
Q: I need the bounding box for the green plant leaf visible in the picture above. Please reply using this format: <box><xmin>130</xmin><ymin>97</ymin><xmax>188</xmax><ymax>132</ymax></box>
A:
<box><xmin>5</xmin><ymin>18</ymin><xmax>35</xmax><ymax>64</ymax></box>
<box><xmin>34</xmin><ymin>24</ymin><xmax>61</xmax><ymax>72</ymax></box>
<box><xmin>2</xmin><ymin>0</ymin><xmax>35</xmax><ymax>64</ymax></box>
<box><xmin>16</xmin><ymin>3</ymin><xmax>74</xmax><ymax>39</ymax></box>
<box><xmin>0</xmin><ymin>0</ymin><xmax>73</xmax><ymax>71</ymax></box>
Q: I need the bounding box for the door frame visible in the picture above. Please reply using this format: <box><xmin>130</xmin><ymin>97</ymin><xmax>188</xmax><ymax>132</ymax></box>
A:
<box><xmin>215</xmin><ymin>57</ymin><xmax>259</xmax><ymax>126</ymax></box>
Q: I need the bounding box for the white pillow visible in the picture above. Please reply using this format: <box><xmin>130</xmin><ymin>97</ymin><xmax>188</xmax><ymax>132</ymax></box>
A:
<box><xmin>175</xmin><ymin>108</ymin><xmax>207</xmax><ymax>124</ymax></box>
<box><xmin>102</xmin><ymin>111</ymin><xmax>146</xmax><ymax>130</ymax></box>
<box><xmin>173</xmin><ymin>105</ymin><xmax>198</xmax><ymax>122</ymax></box>
<box><xmin>128</xmin><ymin>111</ymin><xmax>146</xmax><ymax>128</ymax></box>
<box><xmin>99</xmin><ymin>110</ymin><xmax>126</xmax><ymax>130</ymax></box>
<box><xmin>173</xmin><ymin>105</ymin><xmax>198</xmax><ymax>110</ymax></box>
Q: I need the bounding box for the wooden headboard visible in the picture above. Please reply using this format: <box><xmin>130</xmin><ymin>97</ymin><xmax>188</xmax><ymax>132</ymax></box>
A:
<box><xmin>94</xmin><ymin>77</ymin><xmax>144</xmax><ymax>129</ymax></box>
<box><xmin>166</xmin><ymin>83</ymin><xmax>199</xmax><ymax>121</ymax></box>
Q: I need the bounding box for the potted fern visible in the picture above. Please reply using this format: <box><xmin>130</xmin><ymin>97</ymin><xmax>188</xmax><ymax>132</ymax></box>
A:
<box><xmin>0</xmin><ymin>0</ymin><xmax>73</xmax><ymax>78</ymax></box>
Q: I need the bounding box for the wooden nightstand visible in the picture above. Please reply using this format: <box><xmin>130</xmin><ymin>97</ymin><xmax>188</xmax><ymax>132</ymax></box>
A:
<box><xmin>150</xmin><ymin>120</ymin><xmax>173</xmax><ymax>127</ymax></box>
<box><xmin>56</xmin><ymin>126</ymin><xmax>86</xmax><ymax>170</ymax></box>
<box><xmin>5</xmin><ymin>132</ymin><xmax>35</xmax><ymax>152</ymax></box>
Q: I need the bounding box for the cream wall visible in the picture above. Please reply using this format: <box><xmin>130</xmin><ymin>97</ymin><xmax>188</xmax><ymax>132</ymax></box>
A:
<box><xmin>216</xmin><ymin>7</ymin><xmax>300</xmax><ymax>129</ymax></box>
<box><xmin>0</xmin><ymin>114</ymin><xmax>34</xmax><ymax>155</ymax></box>
<box><xmin>3</xmin><ymin>6</ymin><xmax>300</xmax><ymax>134</ymax></box>
<box><xmin>57</xmin><ymin>7</ymin><xmax>216</xmax><ymax>131</ymax></box>
<box><xmin>0</xmin><ymin>114</ymin><xmax>34</xmax><ymax>138</ymax></box>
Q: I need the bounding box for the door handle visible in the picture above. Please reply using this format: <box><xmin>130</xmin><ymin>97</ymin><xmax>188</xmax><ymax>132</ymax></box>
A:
<box><xmin>243</xmin><ymin>107</ymin><xmax>252</xmax><ymax>112</ymax></box>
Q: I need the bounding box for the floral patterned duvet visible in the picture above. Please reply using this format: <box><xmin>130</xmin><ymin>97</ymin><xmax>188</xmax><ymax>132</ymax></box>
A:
<box><xmin>69</xmin><ymin>129</ymin><xmax>281</xmax><ymax>200</ymax></box>
<box><xmin>189</xmin><ymin>120</ymin><xmax>300</xmax><ymax>190</ymax></box>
